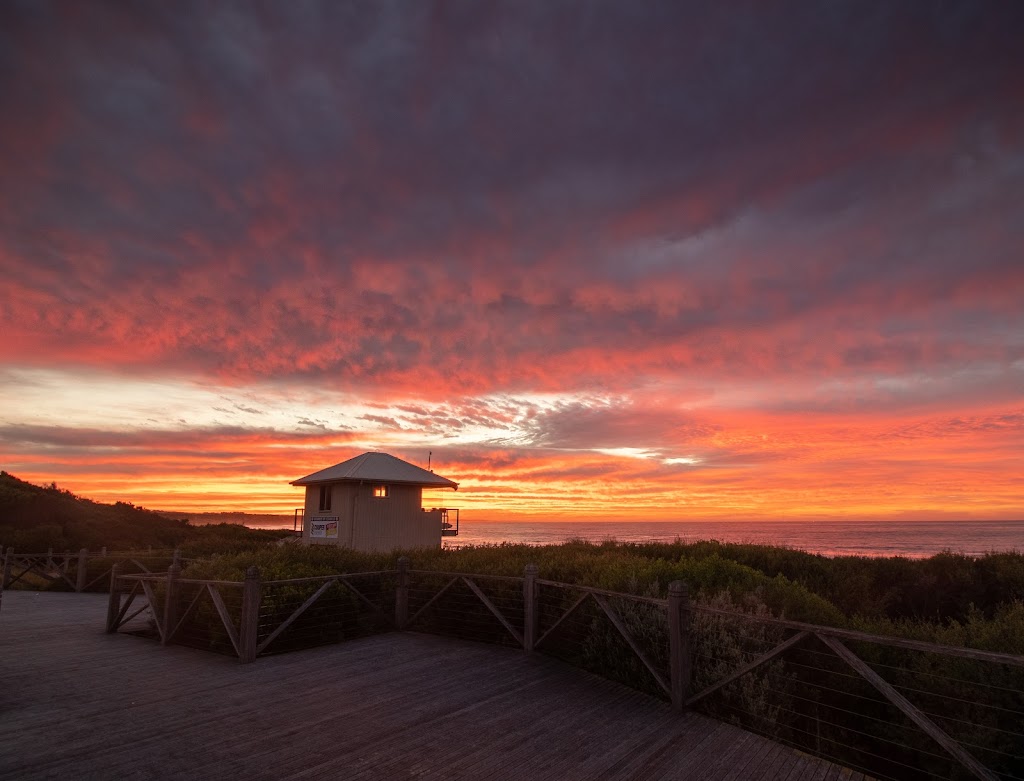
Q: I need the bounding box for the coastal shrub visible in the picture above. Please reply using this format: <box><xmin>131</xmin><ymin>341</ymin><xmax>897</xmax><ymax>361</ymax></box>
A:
<box><xmin>168</xmin><ymin>540</ymin><xmax>1024</xmax><ymax>633</ymax></box>
<box><xmin>1</xmin><ymin>523</ymin><xmax>69</xmax><ymax>552</ymax></box>
<box><xmin>401</xmin><ymin>542</ymin><xmax>843</xmax><ymax>624</ymax></box>
<box><xmin>690</xmin><ymin>590</ymin><xmax>794</xmax><ymax>733</ymax></box>
<box><xmin>255</xmin><ymin>575</ymin><xmax>395</xmax><ymax>654</ymax></box>
<box><xmin>837</xmin><ymin>605</ymin><xmax>1024</xmax><ymax>780</ymax></box>
<box><xmin>177</xmin><ymin>524</ymin><xmax>285</xmax><ymax>557</ymax></box>
<box><xmin>404</xmin><ymin>571</ymin><xmax>526</xmax><ymax>649</ymax></box>
<box><xmin>577</xmin><ymin>588</ymin><xmax>670</xmax><ymax>699</ymax></box>
<box><xmin>547</xmin><ymin>585</ymin><xmax>798</xmax><ymax>721</ymax></box>
<box><xmin>182</xmin><ymin>544</ymin><xmax>395</xmax><ymax>582</ymax></box>
<box><xmin>854</xmin><ymin>600</ymin><xmax>1024</xmax><ymax>655</ymax></box>
<box><xmin>73</xmin><ymin>537</ymin><xmax>1024</xmax><ymax>662</ymax></box>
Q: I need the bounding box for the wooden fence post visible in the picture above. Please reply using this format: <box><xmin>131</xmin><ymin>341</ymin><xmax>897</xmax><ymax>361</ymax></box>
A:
<box><xmin>395</xmin><ymin>557</ymin><xmax>409</xmax><ymax>630</ymax></box>
<box><xmin>239</xmin><ymin>566</ymin><xmax>261</xmax><ymax>663</ymax></box>
<box><xmin>172</xmin><ymin>548</ymin><xmax>181</xmax><ymax>568</ymax></box>
<box><xmin>106</xmin><ymin>563</ymin><xmax>121</xmax><ymax>632</ymax></box>
<box><xmin>523</xmin><ymin>564</ymin><xmax>538</xmax><ymax>652</ymax></box>
<box><xmin>161</xmin><ymin>560</ymin><xmax>182</xmax><ymax>646</ymax></box>
<box><xmin>101</xmin><ymin>547</ymin><xmax>107</xmax><ymax>557</ymax></box>
<box><xmin>668</xmin><ymin>580</ymin><xmax>691</xmax><ymax>712</ymax></box>
<box><xmin>0</xmin><ymin>547</ymin><xmax>8</xmax><ymax>612</ymax></box>
<box><xmin>2</xmin><ymin>547</ymin><xmax>12</xmax><ymax>590</ymax></box>
<box><xmin>76</xmin><ymin>548</ymin><xmax>89</xmax><ymax>592</ymax></box>
<box><xmin>62</xmin><ymin>550</ymin><xmax>70</xmax><ymax>574</ymax></box>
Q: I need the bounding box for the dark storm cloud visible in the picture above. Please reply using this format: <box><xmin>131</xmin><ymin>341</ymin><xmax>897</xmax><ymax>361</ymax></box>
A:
<box><xmin>1</xmin><ymin>0</ymin><xmax>1022</xmax><ymax>395</ymax></box>
<box><xmin>518</xmin><ymin>397</ymin><xmax>716</xmax><ymax>451</ymax></box>
<box><xmin>0</xmin><ymin>422</ymin><xmax>351</xmax><ymax>450</ymax></box>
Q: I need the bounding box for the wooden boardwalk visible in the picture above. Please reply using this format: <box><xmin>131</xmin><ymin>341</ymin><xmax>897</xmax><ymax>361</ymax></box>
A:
<box><xmin>0</xmin><ymin>592</ymin><xmax>863</xmax><ymax>780</ymax></box>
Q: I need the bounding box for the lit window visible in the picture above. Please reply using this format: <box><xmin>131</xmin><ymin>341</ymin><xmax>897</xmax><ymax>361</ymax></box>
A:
<box><xmin>318</xmin><ymin>485</ymin><xmax>332</xmax><ymax>512</ymax></box>
<box><xmin>373</xmin><ymin>485</ymin><xmax>389</xmax><ymax>498</ymax></box>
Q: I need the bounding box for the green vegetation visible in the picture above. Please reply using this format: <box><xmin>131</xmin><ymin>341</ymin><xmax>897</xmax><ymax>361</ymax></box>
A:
<box><xmin>182</xmin><ymin>540</ymin><xmax>1024</xmax><ymax>648</ymax></box>
<box><xmin>0</xmin><ymin>471</ymin><xmax>283</xmax><ymax>553</ymax></box>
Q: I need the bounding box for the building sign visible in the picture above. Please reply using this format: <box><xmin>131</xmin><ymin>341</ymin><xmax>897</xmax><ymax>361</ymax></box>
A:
<box><xmin>310</xmin><ymin>517</ymin><xmax>339</xmax><ymax>538</ymax></box>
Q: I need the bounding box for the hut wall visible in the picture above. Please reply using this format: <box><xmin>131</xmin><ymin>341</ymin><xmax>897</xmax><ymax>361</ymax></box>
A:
<box><xmin>302</xmin><ymin>483</ymin><xmax>442</xmax><ymax>551</ymax></box>
<box><xmin>303</xmin><ymin>483</ymin><xmax>356</xmax><ymax>546</ymax></box>
<box><xmin>351</xmin><ymin>483</ymin><xmax>441</xmax><ymax>552</ymax></box>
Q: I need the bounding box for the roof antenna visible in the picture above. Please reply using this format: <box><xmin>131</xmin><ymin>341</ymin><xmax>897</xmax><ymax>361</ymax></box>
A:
<box><xmin>428</xmin><ymin>451</ymin><xmax>432</xmax><ymax>472</ymax></box>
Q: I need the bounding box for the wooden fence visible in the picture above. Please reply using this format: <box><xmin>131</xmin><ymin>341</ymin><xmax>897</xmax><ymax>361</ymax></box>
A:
<box><xmin>1</xmin><ymin>546</ymin><xmax>183</xmax><ymax>598</ymax></box>
<box><xmin>106</xmin><ymin>563</ymin><xmax>396</xmax><ymax>661</ymax></box>
<box><xmin>103</xmin><ymin>558</ymin><xmax>1024</xmax><ymax>781</ymax></box>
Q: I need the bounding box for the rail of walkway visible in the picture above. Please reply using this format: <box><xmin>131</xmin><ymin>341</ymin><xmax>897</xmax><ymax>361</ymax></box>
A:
<box><xmin>0</xmin><ymin>545</ymin><xmax>184</xmax><ymax>596</ymax></box>
<box><xmin>4</xmin><ymin>547</ymin><xmax>1023</xmax><ymax>781</ymax></box>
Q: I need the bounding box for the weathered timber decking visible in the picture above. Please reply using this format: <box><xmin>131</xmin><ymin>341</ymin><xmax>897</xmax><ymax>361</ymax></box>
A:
<box><xmin>0</xmin><ymin>592</ymin><xmax>864</xmax><ymax>780</ymax></box>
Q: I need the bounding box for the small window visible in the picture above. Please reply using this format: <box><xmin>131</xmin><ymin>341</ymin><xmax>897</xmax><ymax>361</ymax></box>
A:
<box><xmin>373</xmin><ymin>485</ymin><xmax>389</xmax><ymax>498</ymax></box>
<box><xmin>318</xmin><ymin>485</ymin><xmax>332</xmax><ymax>512</ymax></box>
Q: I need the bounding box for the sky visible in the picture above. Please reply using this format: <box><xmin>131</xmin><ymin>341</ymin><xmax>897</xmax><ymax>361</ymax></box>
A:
<box><xmin>1</xmin><ymin>1</ymin><xmax>1023</xmax><ymax>521</ymax></box>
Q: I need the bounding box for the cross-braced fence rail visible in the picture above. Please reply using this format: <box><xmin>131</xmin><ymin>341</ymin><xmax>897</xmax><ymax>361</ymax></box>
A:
<box><xmin>1</xmin><ymin>545</ymin><xmax>185</xmax><ymax>601</ymax></box>
<box><xmin>102</xmin><ymin>557</ymin><xmax>1024</xmax><ymax>781</ymax></box>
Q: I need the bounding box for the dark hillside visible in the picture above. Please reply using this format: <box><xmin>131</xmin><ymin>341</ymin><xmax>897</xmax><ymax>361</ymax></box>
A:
<box><xmin>0</xmin><ymin>471</ymin><xmax>191</xmax><ymax>550</ymax></box>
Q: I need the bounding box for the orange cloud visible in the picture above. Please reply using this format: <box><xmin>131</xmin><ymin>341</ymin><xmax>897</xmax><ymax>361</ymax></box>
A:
<box><xmin>2</xmin><ymin>2</ymin><xmax>1022</xmax><ymax>521</ymax></box>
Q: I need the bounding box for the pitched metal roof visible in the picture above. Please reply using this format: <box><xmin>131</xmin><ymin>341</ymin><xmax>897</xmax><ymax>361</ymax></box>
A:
<box><xmin>291</xmin><ymin>452</ymin><xmax>458</xmax><ymax>489</ymax></box>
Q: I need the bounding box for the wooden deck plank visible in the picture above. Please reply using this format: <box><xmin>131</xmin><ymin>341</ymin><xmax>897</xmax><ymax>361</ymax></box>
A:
<box><xmin>413</xmin><ymin>680</ymin><xmax>624</xmax><ymax>778</ymax></box>
<box><xmin>487</xmin><ymin>689</ymin><xmax>670</xmax><ymax>781</ymax></box>
<box><xmin>670</xmin><ymin>723</ymin><xmax>750</xmax><ymax>779</ymax></box>
<box><xmin>628</xmin><ymin>720</ymin><xmax>734</xmax><ymax>781</ymax></box>
<box><xmin>420</xmin><ymin>668</ymin><xmax>647</xmax><ymax>779</ymax></box>
<box><xmin>758</xmin><ymin>742</ymin><xmax>799</xmax><ymax>781</ymax></box>
<box><xmin>673</xmin><ymin>728</ymin><xmax>761</xmax><ymax>780</ymax></box>
<box><xmin>1</xmin><ymin>591</ymin><xmax>856</xmax><ymax>781</ymax></box>
<box><xmin>585</xmin><ymin>710</ymin><xmax>709</xmax><ymax>781</ymax></box>
<box><xmin>535</xmin><ymin>702</ymin><xmax>686</xmax><ymax>781</ymax></box>
<box><xmin>319</xmin><ymin>665</ymin><xmax>584</xmax><ymax>780</ymax></box>
<box><xmin>791</xmin><ymin>751</ymin><xmax>840</xmax><ymax>781</ymax></box>
<box><xmin>270</xmin><ymin>656</ymin><xmax>577</xmax><ymax>778</ymax></box>
<box><xmin>371</xmin><ymin>677</ymin><xmax>631</xmax><ymax>780</ymax></box>
<box><xmin>744</xmin><ymin>742</ymin><xmax>788</xmax><ymax>781</ymax></box>
<box><xmin>168</xmin><ymin>650</ymin><xmax>548</xmax><ymax>780</ymax></box>
<box><xmin>720</xmin><ymin>731</ymin><xmax>780</xmax><ymax>781</ymax></box>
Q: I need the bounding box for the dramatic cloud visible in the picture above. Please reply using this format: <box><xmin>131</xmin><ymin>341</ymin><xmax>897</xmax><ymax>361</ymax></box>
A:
<box><xmin>1</xmin><ymin>1</ymin><xmax>1022</xmax><ymax>518</ymax></box>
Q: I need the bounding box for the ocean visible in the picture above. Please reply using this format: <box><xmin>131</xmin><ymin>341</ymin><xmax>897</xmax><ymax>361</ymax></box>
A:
<box><xmin>443</xmin><ymin>520</ymin><xmax>1024</xmax><ymax>558</ymax></box>
<box><xmin>250</xmin><ymin>517</ymin><xmax>1024</xmax><ymax>558</ymax></box>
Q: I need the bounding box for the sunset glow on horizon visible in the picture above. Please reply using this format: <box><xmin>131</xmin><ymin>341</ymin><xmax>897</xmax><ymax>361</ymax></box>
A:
<box><xmin>1</xmin><ymin>3</ymin><xmax>1022</xmax><ymax>521</ymax></box>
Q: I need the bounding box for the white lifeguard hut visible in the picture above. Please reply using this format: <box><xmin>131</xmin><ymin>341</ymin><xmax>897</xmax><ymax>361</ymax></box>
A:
<box><xmin>291</xmin><ymin>452</ymin><xmax>459</xmax><ymax>552</ymax></box>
